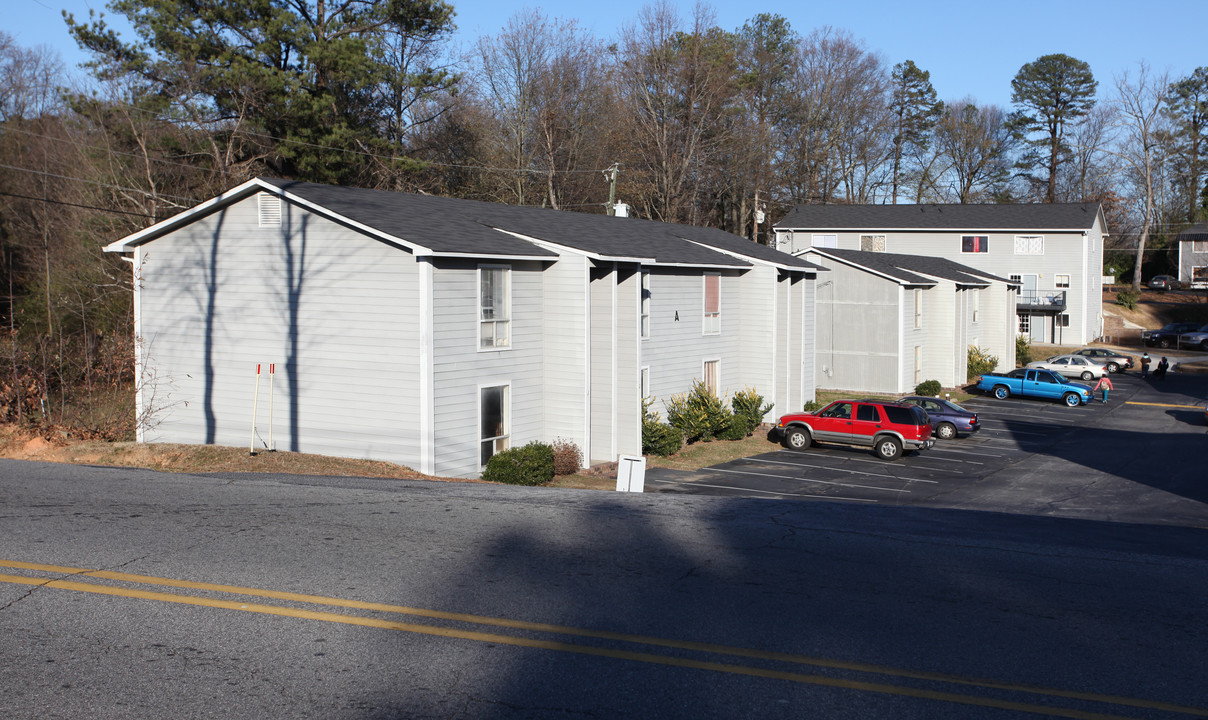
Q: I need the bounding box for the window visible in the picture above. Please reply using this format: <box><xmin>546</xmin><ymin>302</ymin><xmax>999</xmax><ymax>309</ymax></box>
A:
<box><xmin>479</xmin><ymin>266</ymin><xmax>510</xmax><ymax>349</ymax></box>
<box><xmin>1194</xmin><ymin>240</ymin><xmax>1208</xmax><ymax>253</ymax></box>
<box><xmin>640</xmin><ymin>271</ymin><xmax>651</xmax><ymax>338</ymax></box>
<box><xmin>703</xmin><ymin>360</ymin><xmax>719</xmax><ymax>396</ymax></box>
<box><xmin>480</xmin><ymin>385</ymin><xmax>509</xmax><ymax>467</ymax></box>
<box><xmin>856</xmin><ymin>404</ymin><xmax>880</xmax><ymax>422</ymax></box>
<box><xmin>812</xmin><ymin>234</ymin><xmax>838</xmax><ymax>248</ymax></box>
<box><xmin>1055</xmin><ymin>274</ymin><xmax>1070</xmax><ymax>289</ymax></box>
<box><xmin>860</xmin><ymin>234</ymin><xmax>886</xmax><ymax>252</ymax></box>
<box><xmin>962</xmin><ymin>235</ymin><xmax>988</xmax><ymax>253</ymax></box>
<box><xmin>1057</xmin><ymin>314</ymin><xmax>1070</xmax><ymax>328</ymax></box>
<box><xmin>1010</xmin><ymin>274</ymin><xmax>1022</xmax><ymax>284</ymax></box>
<box><xmin>1018</xmin><ymin>313</ymin><xmax>1030</xmax><ymax>335</ymax></box>
<box><xmin>703</xmin><ymin>273</ymin><xmax>720</xmax><ymax>335</ymax></box>
<box><xmin>972</xmin><ymin>289</ymin><xmax>980</xmax><ymax>323</ymax></box>
<box><xmin>914</xmin><ymin>346</ymin><xmax>922</xmax><ymax>385</ymax></box>
<box><xmin>640</xmin><ymin>366</ymin><xmax>650</xmax><ymax>399</ymax></box>
<box><xmin>914</xmin><ymin>289</ymin><xmax>922</xmax><ymax>329</ymax></box>
<box><xmin>258</xmin><ymin>194</ymin><xmax>281</xmax><ymax>227</ymax></box>
<box><xmin>1014</xmin><ymin>235</ymin><xmax>1044</xmax><ymax>255</ymax></box>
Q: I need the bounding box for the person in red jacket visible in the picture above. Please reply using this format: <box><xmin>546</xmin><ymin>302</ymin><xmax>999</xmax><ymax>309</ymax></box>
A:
<box><xmin>1093</xmin><ymin>375</ymin><xmax>1114</xmax><ymax>403</ymax></box>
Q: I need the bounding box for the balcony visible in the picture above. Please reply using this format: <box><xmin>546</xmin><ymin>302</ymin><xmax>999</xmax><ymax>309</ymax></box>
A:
<box><xmin>1017</xmin><ymin>290</ymin><xmax>1066</xmax><ymax>312</ymax></box>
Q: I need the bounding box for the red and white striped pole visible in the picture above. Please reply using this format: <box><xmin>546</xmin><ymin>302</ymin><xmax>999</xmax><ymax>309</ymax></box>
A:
<box><xmin>249</xmin><ymin>363</ymin><xmax>262</xmax><ymax>456</ymax></box>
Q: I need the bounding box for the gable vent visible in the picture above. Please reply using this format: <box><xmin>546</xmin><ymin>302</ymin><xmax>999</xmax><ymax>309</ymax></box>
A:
<box><xmin>258</xmin><ymin>194</ymin><xmax>282</xmax><ymax>227</ymax></box>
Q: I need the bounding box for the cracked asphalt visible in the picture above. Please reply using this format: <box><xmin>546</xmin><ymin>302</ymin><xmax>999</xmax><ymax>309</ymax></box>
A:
<box><xmin>646</xmin><ymin>371</ymin><xmax>1208</xmax><ymax>527</ymax></box>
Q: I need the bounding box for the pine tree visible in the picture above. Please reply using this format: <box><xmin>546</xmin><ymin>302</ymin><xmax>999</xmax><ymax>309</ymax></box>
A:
<box><xmin>889</xmin><ymin>60</ymin><xmax>942</xmax><ymax>204</ymax></box>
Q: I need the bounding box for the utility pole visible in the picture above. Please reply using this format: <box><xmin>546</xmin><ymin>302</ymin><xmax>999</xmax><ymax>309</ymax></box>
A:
<box><xmin>603</xmin><ymin>163</ymin><xmax>619</xmax><ymax>216</ymax></box>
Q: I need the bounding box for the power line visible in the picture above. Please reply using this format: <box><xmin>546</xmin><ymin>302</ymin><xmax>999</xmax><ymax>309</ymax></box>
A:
<box><xmin>0</xmin><ymin>163</ymin><xmax>198</xmax><ymax>204</ymax></box>
<box><xmin>0</xmin><ymin>191</ymin><xmax>155</xmax><ymax>218</ymax></box>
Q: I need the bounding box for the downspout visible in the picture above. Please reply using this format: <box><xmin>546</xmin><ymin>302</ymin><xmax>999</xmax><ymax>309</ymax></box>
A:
<box><xmin>123</xmin><ymin>251</ymin><xmax>144</xmax><ymax>443</ymax></box>
<box><xmin>419</xmin><ymin>258</ymin><xmax>434</xmax><ymax>475</ymax></box>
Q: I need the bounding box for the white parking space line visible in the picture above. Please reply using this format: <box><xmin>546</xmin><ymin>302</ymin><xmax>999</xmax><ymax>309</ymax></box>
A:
<box><xmin>713</xmin><ymin>468</ymin><xmax>913</xmax><ymax>493</ymax></box>
<box><xmin>646</xmin><ymin>476</ymin><xmax>878</xmax><ymax>502</ymax></box>
<box><xmin>741</xmin><ymin>456</ymin><xmax>942</xmax><ymax>481</ymax></box>
<box><xmin>926</xmin><ymin>446</ymin><xmax>1005</xmax><ymax>459</ymax></box>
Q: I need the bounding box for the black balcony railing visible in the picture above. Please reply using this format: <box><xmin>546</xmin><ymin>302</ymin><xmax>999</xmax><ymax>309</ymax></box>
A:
<box><xmin>1017</xmin><ymin>290</ymin><xmax>1066</xmax><ymax>311</ymax></box>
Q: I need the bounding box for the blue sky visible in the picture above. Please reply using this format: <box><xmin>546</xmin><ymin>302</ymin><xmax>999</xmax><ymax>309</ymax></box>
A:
<box><xmin>11</xmin><ymin>0</ymin><xmax>1205</xmax><ymax>108</ymax></box>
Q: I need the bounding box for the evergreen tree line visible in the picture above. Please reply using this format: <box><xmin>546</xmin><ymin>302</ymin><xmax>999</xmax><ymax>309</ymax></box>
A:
<box><xmin>1</xmin><ymin>1</ymin><xmax>1205</xmax><ymax>435</ymax></box>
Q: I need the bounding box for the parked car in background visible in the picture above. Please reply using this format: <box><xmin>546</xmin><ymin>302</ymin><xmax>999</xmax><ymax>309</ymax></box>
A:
<box><xmin>976</xmin><ymin>368</ymin><xmax>1093</xmax><ymax>406</ymax></box>
<box><xmin>1027</xmin><ymin>354</ymin><xmax>1108</xmax><ymax>381</ymax></box>
<box><xmin>1148</xmin><ymin>275</ymin><xmax>1182</xmax><ymax>290</ymax></box>
<box><xmin>1179</xmin><ymin>324</ymin><xmax>1208</xmax><ymax>351</ymax></box>
<box><xmin>1070</xmin><ymin>347</ymin><xmax>1134</xmax><ymax>373</ymax></box>
<box><xmin>898</xmin><ymin>396</ymin><xmax>980</xmax><ymax>439</ymax></box>
<box><xmin>1140</xmin><ymin>322</ymin><xmax>1202</xmax><ymax>348</ymax></box>
<box><xmin>772</xmin><ymin>399</ymin><xmax>934</xmax><ymax>460</ymax></box>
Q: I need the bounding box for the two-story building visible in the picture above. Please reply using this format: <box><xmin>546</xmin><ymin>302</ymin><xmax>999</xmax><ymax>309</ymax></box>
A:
<box><xmin>798</xmin><ymin>247</ymin><xmax>1017</xmax><ymax>394</ymax></box>
<box><xmin>104</xmin><ymin>177</ymin><xmax>823</xmax><ymax>478</ymax></box>
<box><xmin>774</xmin><ymin>203</ymin><xmax>1107</xmax><ymax>346</ymax></box>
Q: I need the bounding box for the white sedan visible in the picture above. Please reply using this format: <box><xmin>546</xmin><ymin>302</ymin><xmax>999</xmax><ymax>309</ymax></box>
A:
<box><xmin>1026</xmin><ymin>354</ymin><xmax>1107</xmax><ymax>381</ymax></box>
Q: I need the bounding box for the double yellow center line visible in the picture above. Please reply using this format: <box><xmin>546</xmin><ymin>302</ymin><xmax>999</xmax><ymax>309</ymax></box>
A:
<box><xmin>2</xmin><ymin>559</ymin><xmax>1202</xmax><ymax>719</ymax></box>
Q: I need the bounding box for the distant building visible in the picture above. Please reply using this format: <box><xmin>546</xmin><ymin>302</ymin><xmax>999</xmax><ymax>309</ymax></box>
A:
<box><xmin>774</xmin><ymin>203</ymin><xmax>1108</xmax><ymax>345</ymax></box>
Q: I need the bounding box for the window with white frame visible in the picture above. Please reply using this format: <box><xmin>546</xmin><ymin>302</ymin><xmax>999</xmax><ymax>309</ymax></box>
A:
<box><xmin>479</xmin><ymin>265</ymin><xmax>510</xmax><ymax>349</ymax></box>
<box><xmin>480</xmin><ymin>385</ymin><xmax>509</xmax><ymax>467</ymax></box>
<box><xmin>703</xmin><ymin>360</ymin><xmax>719</xmax><ymax>396</ymax></box>
<box><xmin>703</xmin><ymin>273</ymin><xmax>720</xmax><ymax>335</ymax></box>
<box><xmin>1057</xmin><ymin>314</ymin><xmax>1070</xmax><ymax>328</ymax></box>
<box><xmin>860</xmin><ymin>234</ymin><xmax>886</xmax><ymax>252</ymax></box>
<box><xmin>1194</xmin><ymin>240</ymin><xmax>1208</xmax><ymax>253</ymax></box>
<box><xmin>640</xmin><ymin>271</ymin><xmax>651</xmax><ymax>339</ymax></box>
<box><xmin>972</xmin><ymin>288</ymin><xmax>981</xmax><ymax>323</ymax></box>
<box><xmin>1018</xmin><ymin>313</ymin><xmax>1030</xmax><ymax>335</ymax></box>
<box><xmin>812</xmin><ymin>234</ymin><xmax>837</xmax><ymax>248</ymax></box>
<box><xmin>914</xmin><ymin>289</ymin><xmax>923</xmax><ymax>329</ymax></box>
<box><xmin>1014</xmin><ymin>235</ymin><xmax>1044</xmax><ymax>255</ymax></box>
<box><xmin>640</xmin><ymin>366</ymin><xmax>650</xmax><ymax>399</ymax></box>
<box><xmin>914</xmin><ymin>346</ymin><xmax>922</xmax><ymax>386</ymax></box>
<box><xmin>961</xmin><ymin>235</ymin><xmax>988</xmax><ymax>253</ymax></box>
<box><xmin>1055</xmin><ymin>274</ymin><xmax>1070</xmax><ymax>289</ymax></box>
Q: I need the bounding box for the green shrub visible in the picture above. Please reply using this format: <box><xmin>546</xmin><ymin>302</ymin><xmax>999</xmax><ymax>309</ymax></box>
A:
<box><xmin>1016</xmin><ymin>335</ymin><xmax>1032</xmax><ymax>365</ymax></box>
<box><xmin>642</xmin><ymin>398</ymin><xmax>684</xmax><ymax>457</ymax></box>
<box><xmin>967</xmin><ymin>345</ymin><xmax>998</xmax><ymax>381</ymax></box>
<box><xmin>481</xmin><ymin>442</ymin><xmax>555</xmax><ymax>485</ymax></box>
<box><xmin>1116</xmin><ymin>288</ymin><xmax>1139</xmax><ymax>310</ymax></box>
<box><xmin>665</xmin><ymin>380</ymin><xmax>731</xmax><ymax>442</ymax></box>
<box><xmin>803</xmin><ymin>400</ymin><xmax>822</xmax><ymax>412</ymax></box>
<box><xmin>730</xmin><ymin>386</ymin><xmax>774</xmax><ymax>437</ymax></box>
<box><xmin>550</xmin><ymin>437</ymin><xmax>583</xmax><ymax>476</ymax></box>
<box><xmin>914</xmin><ymin>379</ymin><xmax>942</xmax><ymax>396</ymax></box>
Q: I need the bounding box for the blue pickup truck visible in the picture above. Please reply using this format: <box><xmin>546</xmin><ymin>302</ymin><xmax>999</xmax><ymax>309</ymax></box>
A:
<box><xmin>976</xmin><ymin>368</ymin><xmax>1093</xmax><ymax>406</ymax></box>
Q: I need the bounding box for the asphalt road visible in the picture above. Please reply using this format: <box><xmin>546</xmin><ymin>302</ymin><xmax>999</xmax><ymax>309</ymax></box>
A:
<box><xmin>647</xmin><ymin>371</ymin><xmax>1208</xmax><ymax>527</ymax></box>
<box><xmin>2</xmin><ymin>459</ymin><xmax>1208</xmax><ymax>718</ymax></box>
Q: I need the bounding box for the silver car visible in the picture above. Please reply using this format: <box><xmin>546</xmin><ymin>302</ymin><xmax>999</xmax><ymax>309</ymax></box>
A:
<box><xmin>1026</xmin><ymin>354</ymin><xmax>1107</xmax><ymax>381</ymax></box>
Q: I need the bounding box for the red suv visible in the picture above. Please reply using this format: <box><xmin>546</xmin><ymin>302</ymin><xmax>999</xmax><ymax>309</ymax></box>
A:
<box><xmin>772</xmin><ymin>399</ymin><xmax>934</xmax><ymax>460</ymax></box>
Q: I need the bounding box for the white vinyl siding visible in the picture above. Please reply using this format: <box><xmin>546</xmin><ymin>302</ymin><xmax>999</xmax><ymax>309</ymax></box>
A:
<box><xmin>134</xmin><ymin>194</ymin><xmax>423</xmax><ymax>464</ymax></box>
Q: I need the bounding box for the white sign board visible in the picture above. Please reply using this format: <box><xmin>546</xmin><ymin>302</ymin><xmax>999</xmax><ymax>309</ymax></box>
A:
<box><xmin>615</xmin><ymin>454</ymin><xmax>646</xmax><ymax>493</ymax></box>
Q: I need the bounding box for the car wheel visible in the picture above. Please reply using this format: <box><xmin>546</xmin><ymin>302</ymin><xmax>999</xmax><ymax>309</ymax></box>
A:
<box><xmin>782</xmin><ymin>427</ymin><xmax>811</xmax><ymax>451</ymax></box>
<box><xmin>1080</xmin><ymin>371</ymin><xmax>1094</xmax><ymax>380</ymax></box>
<box><xmin>993</xmin><ymin>385</ymin><xmax>1009</xmax><ymax>400</ymax></box>
<box><xmin>1200</xmin><ymin>340</ymin><xmax>1208</xmax><ymax>351</ymax></box>
<box><xmin>874</xmin><ymin>436</ymin><xmax>903</xmax><ymax>460</ymax></box>
<box><xmin>1159</xmin><ymin>338</ymin><xmax>1172</xmax><ymax>349</ymax></box>
<box><xmin>936</xmin><ymin>422</ymin><xmax>957</xmax><ymax>440</ymax></box>
<box><xmin>1106</xmin><ymin>362</ymin><xmax>1120</xmax><ymax>373</ymax></box>
<box><xmin>1063</xmin><ymin>392</ymin><xmax>1081</xmax><ymax>407</ymax></box>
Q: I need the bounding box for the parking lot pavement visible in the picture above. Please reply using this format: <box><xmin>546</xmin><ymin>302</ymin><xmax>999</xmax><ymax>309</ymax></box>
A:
<box><xmin>646</xmin><ymin>371</ymin><xmax>1208</xmax><ymax>526</ymax></box>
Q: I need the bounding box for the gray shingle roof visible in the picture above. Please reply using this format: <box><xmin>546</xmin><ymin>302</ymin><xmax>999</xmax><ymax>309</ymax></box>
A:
<box><xmin>776</xmin><ymin>203</ymin><xmax>1103</xmax><ymax>231</ymax></box>
<box><xmin>1176</xmin><ymin>222</ymin><xmax>1208</xmax><ymax>242</ymax></box>
<box><xmin>804</xmin><ymin>247</ymin><xmax>1015</xmax><ymax>286</ymax></box>
<box><xmin>262</xmin><ymin>178</ymin><xmax>822</xmax><ymax>270</ymax></box>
